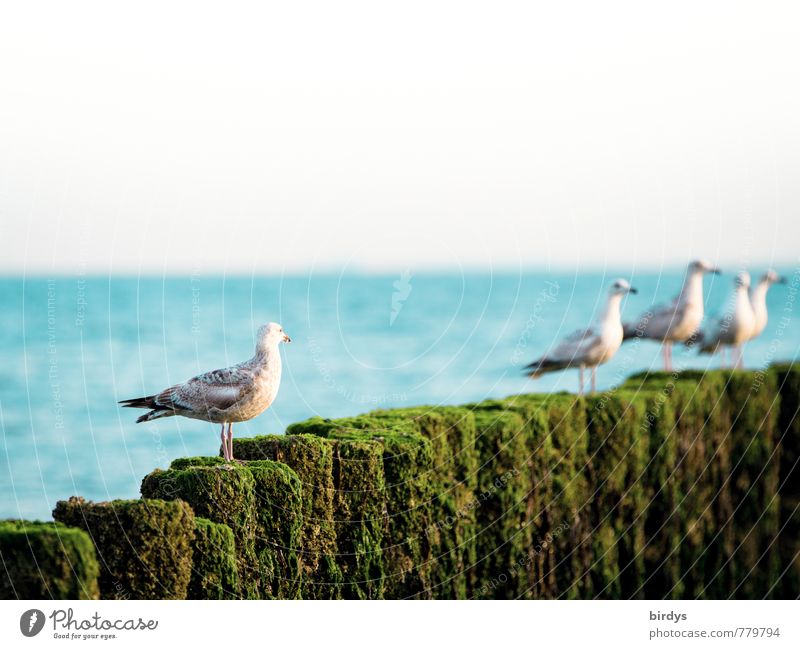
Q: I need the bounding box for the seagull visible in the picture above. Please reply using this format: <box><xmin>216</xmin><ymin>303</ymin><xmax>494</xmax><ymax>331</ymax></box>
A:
<box><xmin>697</xmin><ymin>271</ymin><xmax>756</xmax><ymax>368</ymax></box>
<box><xmin>524</xmin><ymin>279</ymin><xmax>636</xmax><ymax>394</ymax></box>
<box><xmin>749</xmin><ymin>270</ymin><xmax>786</xmax><ymax>341</ymax></box>
<box><xmin>622</xmin><ymin>259</ymin><xmax>720</xmax><ymax>371</ymax></box>
<box><xmin>119</xmin><ymin>322</ymin><xmax>291</xmax><ymax>461</ymax></box>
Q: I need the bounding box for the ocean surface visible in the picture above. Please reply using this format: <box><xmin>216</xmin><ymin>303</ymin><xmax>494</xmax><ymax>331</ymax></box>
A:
<box><xmin>2</xmin><ymin>270</ymin><xmax>798</xmax><ymax>519</ymax></box>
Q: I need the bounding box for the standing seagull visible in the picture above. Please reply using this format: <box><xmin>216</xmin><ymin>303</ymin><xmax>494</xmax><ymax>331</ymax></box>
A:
<box><xmin>749</xmin><ymin>270</ymin><xmax>786</xmax><ymax>341</ymax></box>
<box><xmin>120</xmin><ymin>323</ymin><xmax>291</xmax><ymax>461</ymax></box>
<box><xmin>622</xmin><ymin>259</ymin><xmax>720</xmax><ymax>371</ymax></box>
<box><xmin>524</xmin><ymin>279</ymin><xmax>636</xmax><ymax>394</ymax></box>
<box><xmin>697</xmin><ymin>272</ymin><xmax>756</xmax><ymax>368</ymax></box>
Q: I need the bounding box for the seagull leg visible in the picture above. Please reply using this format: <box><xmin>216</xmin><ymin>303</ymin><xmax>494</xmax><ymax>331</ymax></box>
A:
<box><xmin>578</xmin><ymin>365</ymin><xmax>585</xmax><ymax>396</ymax></box>
<box><xmin>591</xmin><ymin>366</ymin><xmax>597</xmax><ymax>394</ymax></box>
<box><xmin>227</xmin><ymin>423</ymin><xmax>234</xmax><ymax>461</ymax></box>
<box><xmin>220</xmin><ymin>424</ymin><xmax>229</xmax><ymax>461</ymax></box>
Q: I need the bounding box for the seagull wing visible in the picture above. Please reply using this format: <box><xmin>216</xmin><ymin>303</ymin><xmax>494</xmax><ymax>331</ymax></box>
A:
<box><xmin>157</xmin><ymin>366</ymin><xmax>254</xmax><ymax>413</ymax></box>
<box><xmin>525</xmin><ymin>326</ymin><xmax>599</xmax><ymax>376</ymax></box>
<box><xmin>551</xmin><ymin>326</ymin><xmax>600</xmax><ymax>360</ymax></box>
<box><xmin>626</xmin><ymin>295</ymin><xmax>681</xmax><ymax>340</ymax></box>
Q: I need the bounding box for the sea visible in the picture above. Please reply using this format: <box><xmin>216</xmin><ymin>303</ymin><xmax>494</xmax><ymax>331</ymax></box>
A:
<box><xmin>1</xmin><ymin>269</ymin><xmax>798</xmax><ymax>519</ymax></box>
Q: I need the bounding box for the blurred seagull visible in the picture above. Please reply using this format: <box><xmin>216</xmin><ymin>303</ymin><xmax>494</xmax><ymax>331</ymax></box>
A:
<box><xmin>697</xmin><ymin>271</ymin><xmax>756</xmax><ymax>368</ymax></box>
<box><xmin>749</xmin><ymin>270</ymin><xmax>786</xmax><ymax>341</ymax></box>
<box><xmin>119</xmin><ymin>323</ymin><xmax>291</xmax><ymax>461</ymax></box>
<box><xmin>524</xmin><ymin>279</ymin><xmax>636</xmax><ymax>394</ymax></box>
<box><xmin>622</xmin><ymin>259</ymin><xmax>720</xmax><ymax>371</ymax></box>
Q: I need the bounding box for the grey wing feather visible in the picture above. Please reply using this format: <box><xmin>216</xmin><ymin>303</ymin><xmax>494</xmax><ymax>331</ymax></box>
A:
<box><xmin>157</xmin><ymin>366</ymin><xmax>254</xmax><ymax>412</ymax></box>
<box><xmin>551</xmin><ymin>327</ymin><xmax>598</xmax><ymax>359</ymax></box>
<box><xmin>628</xmin><ymin>296</ymin><xmax>683</xmax><ymax>339</ymax></box>
<box><xmin>525</xmin><ymin>326</ymin><xmax>598</xmax><ymax>377</ymax></box>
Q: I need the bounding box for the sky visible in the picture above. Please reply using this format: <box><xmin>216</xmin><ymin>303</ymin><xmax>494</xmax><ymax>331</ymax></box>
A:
<box><xmin>1</xmin><ymin>1</ymin><xmax>799</xmax><ymax>274</ymax></box>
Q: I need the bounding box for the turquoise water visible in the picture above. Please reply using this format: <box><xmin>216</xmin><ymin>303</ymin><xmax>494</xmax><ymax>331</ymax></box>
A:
<box><xmin>1</xmin><ymin>270</ymin><xmax>798</xmax><ymax>519</ymax></box>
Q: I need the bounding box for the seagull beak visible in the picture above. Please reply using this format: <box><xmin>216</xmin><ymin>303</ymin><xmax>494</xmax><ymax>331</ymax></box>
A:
<box><xmin>628</xmin><ymin>287</ymin><xmax>638</xmax><ymax>294</ymax></box>
<box><xmin>283</xmin><ymin>333</ymin><xmax>292</xmax><ymax>343</ymax></box>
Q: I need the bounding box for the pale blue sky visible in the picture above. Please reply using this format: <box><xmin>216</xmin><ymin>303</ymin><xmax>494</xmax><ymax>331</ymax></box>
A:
<box><xmin>1</xmin><ymin>1</ymin><xmax>798</xmax><ymax>274</ymax></box>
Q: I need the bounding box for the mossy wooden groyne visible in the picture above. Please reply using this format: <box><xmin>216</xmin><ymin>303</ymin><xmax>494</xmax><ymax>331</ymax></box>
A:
<box><xmin>2</xmin><ymin>366</ymin><xmax>799</xmax><ymax>599</ymax></box>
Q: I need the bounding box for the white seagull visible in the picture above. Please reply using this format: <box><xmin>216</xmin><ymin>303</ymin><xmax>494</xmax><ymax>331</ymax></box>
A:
<box><xmin>120</xmin><ymin>323</ymin><xmax>291</xmax><ymax>461</ymax></box>
<box><xmin>525</xmin><ymin>279</ymin><xmax>636</xmax><ymax>394</ymax></box>
<box><xmin>622</xmin><ymin>259</ymin><xmax>720</xmax><ymax>371</ymax></box>
<box><xmin>697</xmin><ymin>271</ymin><xmax>756</xmax><ymax>368</ymax></box>
<box><xmin>749</xmin><ymin>270</ymin><xmax>786</xmax><ymax>341</ymax></box>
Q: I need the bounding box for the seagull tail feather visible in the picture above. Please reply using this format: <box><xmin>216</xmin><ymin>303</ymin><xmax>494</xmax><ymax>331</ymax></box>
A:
<box><xmin>119</xmin><ymin>395</ymin><xmax>157</xmax><ymax>409</ymax></box>
<box><xmin>120</xmin><ymin>395</ymin><xmax>175</xmax><ymax>423</ymax></box>
<box><xmin>136</xmin><ymin>409</ymin><xmax>175</xmax><ymax>424</ymax></box>
<box><xmin>524</xmin><ymin>357</ymin><xmax>568</xmax><ymax>378</ymax></box>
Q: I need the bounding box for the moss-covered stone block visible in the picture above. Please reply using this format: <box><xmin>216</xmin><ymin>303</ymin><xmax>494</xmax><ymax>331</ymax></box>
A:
<box><xmin>633</xmin><ymin>385</ymin><xmax>682</xmax><ymax>599</ymax></box>
<box><xmin>376</xmin><ymin>430</ymin><xmax>435</xmax><ymax>598</ymax></box>
<box><xmin>467</xmin><ymin>408</ymin><xmax>530</xmax><ymax>598</ymax></box>
<box><xmin>721</xmin><ymin>370</ymin><xmax>780</xmax><ymax>598</ymax></box>
<box><xmin>52</xmin><ymin>497</ymin><xmax>193</xmax><ymax>599</ymax></box>
<box><xmin>232</xmin><ymin>434</ymin><xmax>340</xmax><ymax>598</ymax></box>
<box><xmin>247</xmin><ymin>460</ymin><xmax>304</xmax><ymax>599</ymax></box>
<box><xmin>369</xmin><ymin>406</ymin><xmax>478</xmax><ymax>598</ymax></box>
<box><xmin>583</xmin><ymin>392</ymin><xmax>650</xmax><ymax>598</ymax></box>
<box><xmin>285</xmin><ymin>416</ymin><xmax>436</xmax><ymax>598</ymax></box>
<box><xmin>537</xmin><ymin>393</ymin><xmax>591</xmax><ymax>599</ymax></box>
<box><xmin>188</xmin><ymin>517</ymin><xmax>238</xmax><ymax>599</ymax></box>
<box><xmin>0</xmin><ymin>520</ymin><xmax>100</xmax><ymax>599</ymax></box>
<box><xmin>331</xmin><ymin>437</ymin><xmax>387</xmax><ymax>599</ymax></box>
<box><xmin>623</xmin><ymin>371</ymin><xmax>730</xmax><ymax>598</ymax></box>
<box><xmin>493</xmin><ymin>392</ymin><xmax>589</xmax><ymax>599</ymax></box>
<box><xmin>772</xmin><ymin>364</ymin><xmax>800</xmax><ymax>597</ymax></box>
<box><xmin>140</xmin><ymin>463</ymin><xmax>259</xmax><ymax>598</ymax></box>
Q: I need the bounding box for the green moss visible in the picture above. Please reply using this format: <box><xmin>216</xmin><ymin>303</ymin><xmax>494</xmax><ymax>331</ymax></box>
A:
<box><xmin>621</xmin><ymin>372</ymin><xmax>728</xmax><ymax>597</ymax></box>
<box><xmin>498</xmin><ymin>393</ymin><xmax>590</xmax><ymax>599</ymax></box>
<box><xmin>247</xmin><ymin>460</ymin><xmax>304</xmax><ymax>599</ymax></box>
<box><xmin>171</xmin><ymin>456</ymin><xmax>227</xmax><ymax>470</ymax></box>
<box><xmin>583</xmin><ymin>391</ymin><xmax>651</xmax><ymax>598</ymax></box>
<box><xmin>140</xmin><ymin>464</ymin><xmax>259</xmax><ymax>598</ymax></box>
<box><xmin>52</xmin><ymin>497</ymin><xmax>193</xmax><ymax>599</ymax></box>
<box><xmin>330</xmin><ymin>437</ymin><xmax>386</xmax><ymax>599</ymax></box>
<box><xmin>0</xmin><ymin>520</ymin><xmax>100</xmax><ymax>599</ymax></box>
<box><xmin>722</xmin><ymin>370</ymin><xmax>781</xmax><ymax>598</ymax></box>
<box><xmin>667</xmin><ymin>374</ymin><xmax>731</xmax><ymax>597</ymax></box>
<box><xmin>369</xmin><ymin>406</ymin><xmax>478</xmax><ymax>598</ymax></box>
<box><xmin>232</xmin><ymin>434</ymin><xmax>340</xmax><ymax>598</ymax></box>
<box><xmin>538</xmin><ymin>393</ymin><xmax>591</xmax><ymax>599</ymax></box>
<box><xmin>285</xmin><ymin>416</ymin><xmax>436</xmax><ymax>598</ymax></box>
<box><xmin>188</xmin><ymin>518</ymin><xmax>238</xmax><ymax>599</ymax></box>
<box><xmin>634</xmin><ymin>386</ymin><xmax>682</xmax><ymax>598</ymax></box>
<box><xmin>376</xmin><ymin>431</ymin><xmax>435</xmax><ymax>598</ymax></box>
<box><xmin>466</xmin><ymin>408</ymin><xmax>530</xmax><ymax>598</ymax></box>
<box><xmin>772</xmin><ymin>364</ymin><xmax>800</xmax><ymax>598</ymax></box>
